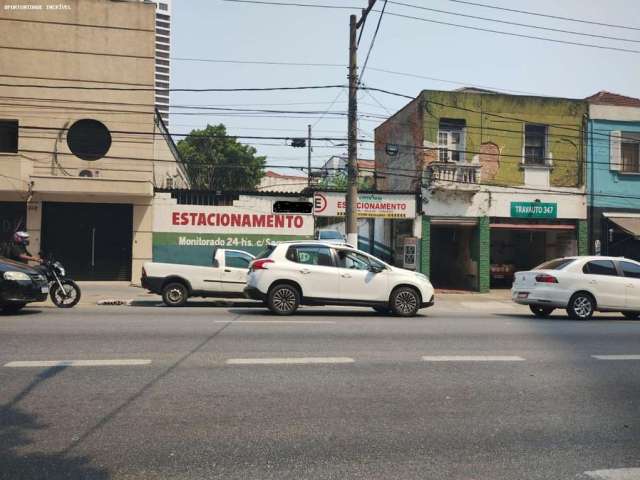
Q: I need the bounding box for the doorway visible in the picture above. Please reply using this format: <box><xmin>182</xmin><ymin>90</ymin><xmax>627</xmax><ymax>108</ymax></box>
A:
<box><xmin>41</xmin><ymin>202</ymin><xmax>133</xmax><ymax>280</ymax></box>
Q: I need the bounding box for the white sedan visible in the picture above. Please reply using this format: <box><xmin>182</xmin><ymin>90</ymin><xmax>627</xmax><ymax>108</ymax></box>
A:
<box><xmin>512</xmin><ymin>256</ymin><xmax>640</xmax><ymax>320</ymax></box>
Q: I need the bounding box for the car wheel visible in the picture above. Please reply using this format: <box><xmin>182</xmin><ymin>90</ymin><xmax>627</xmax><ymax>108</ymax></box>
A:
<box><xmin>390</xmin><ymin>287</ymin><xmax>420</xmax><ymax>317</ymax></box>
<box><xmin>1</xmin><ymin>303</ymin><xmax>26</xmax><ymax>314</ymax></box>
<box><xmin>372</xmin><ymin>306</ymin><xmax>391</xmax><ymax>314</ymax></box>
<box><xmin>529</xmin><ymin>305</ymin><xmax>554</xmax><ymax>318</ymax></box>
<box><xmin>162</xmin><ymin>282</ymin><xmax>189</xmax><ymax>307</ymax></box>
<box><xmin>267</xmin><ymin>284</ymin><xmax>300</xmax><ymax>315</ymax></box>
<box><xmin>567</xmin><ymin>293</ymin><xmax>595</xmax><ymax>320</ymax></box>
<box><xmin>622</xmin><ymin>311</ymin><xmax>640</xmax><ymax>320</ymax></box>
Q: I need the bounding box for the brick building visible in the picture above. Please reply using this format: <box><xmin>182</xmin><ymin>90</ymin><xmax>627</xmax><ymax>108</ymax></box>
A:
<box><xmin>375</xmin><ymin>88</ymin><xmax>589</xmax><ymax>291</ymax></box>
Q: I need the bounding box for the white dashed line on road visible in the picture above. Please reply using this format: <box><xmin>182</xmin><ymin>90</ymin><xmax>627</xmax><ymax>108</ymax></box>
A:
<box><xmin>4</xmin><ymin>359</ymin><xmax>152</xmax><ymax>368</ymax></box>
<box><xmin>226</xmin><ymin>357</ymin><xmax>355</xmax><ymax>365</ymax></box>
<box><xmin>583</xmin><ymin>468</ymin><xmax>640</xmax><ymax>479</ymax></box>
<box><xmin>591</xmin><ymin>355</ymin><xmax>640</xmax><ymax>361</ymax></box>
<box><xmin>422</xmin><ymin>355</ymin><xmax>526</xmax><ymax>362</ymax></box>
<box><xmin>213</xmin><ymin>320</ymin><xmax>336</xmax><ymax>324</ymax></box>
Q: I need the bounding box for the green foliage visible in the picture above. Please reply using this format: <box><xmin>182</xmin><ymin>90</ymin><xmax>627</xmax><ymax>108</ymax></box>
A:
<box><xmin>318</xmin><ymin>172</ymin><xmax>374</xmax><ymax>191</ymax></box>
<box><xmin>176</xmin><ymin>124</ymin><xmax>266</xmax><ymax>191</ymax></box>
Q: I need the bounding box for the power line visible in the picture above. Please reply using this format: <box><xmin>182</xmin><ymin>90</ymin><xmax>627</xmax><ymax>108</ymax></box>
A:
<box><xmin>0</xmin><ymin>83</ymin><xmax>347</xmax><ymax>92</ymax></box>
<box><xmin>388</xmin><ymin>1</ymin><xmax>640</xmax><ymax>44</ymax></box>
<box><xmin>384</xmin><ymin>10</ymin><xmax>640</xmax><ymax>54</ymax></box>
<box><xmin>360</xmin><ymin>0</ymin><xmax>389</xmax><ymax>83</ymax></box>
<box><xmin>447</xmin><ymin>0</ymin><xmax>640</xmax><ymax>32</ymax></box>
<box><xmin>169</xmin><ymin>55</ymin><xmax>545</xmax><ymax>94</ymax></box>
<box><xmin>221</xmin><ymin>0</ymin><xmax>640</xmax><ymax>54</ymax></box>
<box><xmin>221</xmin><ymin>0</ymin><xmax>358</xmax><ymax>9</ymax></box>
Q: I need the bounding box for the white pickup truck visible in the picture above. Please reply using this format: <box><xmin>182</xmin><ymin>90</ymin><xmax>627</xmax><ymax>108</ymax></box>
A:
<box><xmin>141</xmin><ymin>248</ymin><xmax>255</xmax><ymax>306</ymax></box>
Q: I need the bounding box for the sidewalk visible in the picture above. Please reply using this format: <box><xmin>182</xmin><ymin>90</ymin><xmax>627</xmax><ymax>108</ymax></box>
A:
<box><xmin>75</xmin><ymin>282</ymin><xmax>514</xmax><ymax>307</ymax></box>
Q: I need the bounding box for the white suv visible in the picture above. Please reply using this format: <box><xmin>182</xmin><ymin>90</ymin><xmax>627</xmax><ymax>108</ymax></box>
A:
<box><xmin>244</xmin><ymin>241</ymin><xmax>435</xmax><ymax>316</ymax></box>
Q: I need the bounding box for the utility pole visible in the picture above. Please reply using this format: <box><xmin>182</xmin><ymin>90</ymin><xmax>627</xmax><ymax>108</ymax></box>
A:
<box><xmin>307</xmin><ymin>124</ymin><xmax>312</xmax><ymax>187</ymax></box>
<box><xmin>346</xmin><ymin>14</ymin><xmax>359</xmax><ymax>247</ymax></box>
<box><xmin>346</xmin><ymin>0</ymin><xmax>376</xmax><ymax>247</ymax></box>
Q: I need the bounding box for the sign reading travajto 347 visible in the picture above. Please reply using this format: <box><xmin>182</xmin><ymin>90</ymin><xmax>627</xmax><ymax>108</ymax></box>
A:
<box><xmin>510</xmin><ymin>202</ymin><xmax>558</xmax><ymax>219</ymax></box>
<box><xmin>153</xmin><ymin>204</ymin><xmax>313</xmax><ymax>266</ymax></box>
<box><xmin>313</xmin><ymin>192</ymin><xmax>416</xmax><ymax>219</ymax></box>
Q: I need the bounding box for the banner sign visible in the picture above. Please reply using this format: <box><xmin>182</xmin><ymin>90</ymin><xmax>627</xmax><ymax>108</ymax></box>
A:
<box><xmin>153</xmin><ymin>204</ymin><xmax>313</xmax><ymax>265</ymax></box>
<box><xmin>510</xmin><ymin>202</ymin><xmax>558</xmax><ymax>219</ymax></box>
<box><xmin>313</xmin><ymin>192</ymin><xmax>416</xmax><ymax>219</ymax></box>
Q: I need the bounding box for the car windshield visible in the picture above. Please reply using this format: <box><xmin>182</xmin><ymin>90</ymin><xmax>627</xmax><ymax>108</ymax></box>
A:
<box><xmin>534</xmin><ymin>258</ymin><xmax>576</xmax><ymax>270</ymax></box>
<box><xmin>319</xmin><ymin>231</ymin><xmax>342</xmax><ymax>240</ymax></box>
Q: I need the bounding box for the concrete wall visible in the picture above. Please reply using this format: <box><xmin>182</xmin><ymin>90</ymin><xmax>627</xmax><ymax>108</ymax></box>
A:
<box><xmin>0</xmin><ymin>0</ymin><xmax>187</xmax><ymax>279</ymax></box>
<box><xmin>421</xmin><ymin>90</ymin><xmax>588</xmax><ymax>188</ymax></box>
<box><xmin>587</xmin><ymin>119</ymin><xmax>640</xmax><ymax>209</ymax></box>
<box><xmin>374</xmin><ymin>97</ymin><xmax>424</xmax><ymax>191</ymax></box>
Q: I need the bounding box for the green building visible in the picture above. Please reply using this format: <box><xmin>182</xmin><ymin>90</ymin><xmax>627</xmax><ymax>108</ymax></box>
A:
<box><xmin>374</xmin><ymin>88</ymin><xmax>589</xmax><ymax>292</ymax></box>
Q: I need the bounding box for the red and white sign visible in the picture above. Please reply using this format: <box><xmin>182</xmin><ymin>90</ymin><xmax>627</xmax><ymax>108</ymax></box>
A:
<box><xmin>154</xmin><ymin>204</ymin><xmax>314</xmax><ymax>235</ymax></box>
<box><xmin>313</xmin><ymin>192</ymin><xmax>416</xmax><ymax>219</ymax></box>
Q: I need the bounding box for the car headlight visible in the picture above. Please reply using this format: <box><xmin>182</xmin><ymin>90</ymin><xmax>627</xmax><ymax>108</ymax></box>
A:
<box><xmin>4</xmin><ymin>271</ymin><xmax>31</xmax><ymax>281</ymax></box>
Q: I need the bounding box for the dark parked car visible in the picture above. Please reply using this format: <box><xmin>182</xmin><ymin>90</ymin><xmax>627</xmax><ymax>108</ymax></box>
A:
<box><xmin>0</xmin><ymin>257</ymin><xmax>49</xmax><ymax>313</ymax></box>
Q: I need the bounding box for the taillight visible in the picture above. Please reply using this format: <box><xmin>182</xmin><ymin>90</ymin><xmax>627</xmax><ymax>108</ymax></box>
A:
<box><xmin>535</xmin><ymin>274</ymin><xmax>558</xmax><ymax>284</ymax></box>
<box><xmin>250</xmin><ymin>259</ymin><xmax>274</xmax><ymax>272</ymax></box>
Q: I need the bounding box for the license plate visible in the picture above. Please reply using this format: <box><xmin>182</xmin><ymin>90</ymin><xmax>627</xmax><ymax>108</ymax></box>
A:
<box><xmin>517</xmin><ymin>292</ymin><xmax>529</xmax><ymax>299</ymax></box>
<box><xmin>41</xmin><ymin>286</ymin><xmax>49</xmax><ymax>294</ymax></box>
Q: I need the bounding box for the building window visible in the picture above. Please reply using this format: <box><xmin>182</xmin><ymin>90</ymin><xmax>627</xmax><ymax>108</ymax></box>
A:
<box><xmin>158</xmin><ymin>4</ymin><xmax>168</xmax><ymax>12</ymax></box>
<box><xmin>156</xmin><ymin>20</ymin><xmax>170</xmax><ymax>29</ymax></box>
<box><xmin>157</xmin><ymin>59</ymin><xmax>170</xmax><ymax>66</ymax></box>
<box><xmin>524</xmin><ymin>124</ymin><xmax>547</xmax><ymax>165</ymax></box>
<box><xmin>0</xmin><ymin>120</ymin><xmax>18</xmax><ymax>153</ymax></box>
<box><xmin>622</xmin><ymin>134</ymin><xmax>640</xmax><ymax>173</ymax></box>
<box><xmin>437</xmin><ymin>119</ymin><xmax>465</xmax><ymax>162</ymax></box>
<box><xmin>155</xmin><ymin>43</ymin><xmax>170</xmax><ymax>52</ymax></box>
<box><xmin>156</xmin><ymin>27</ymin><xmax>170</xmax><ymax>36</ymax></box>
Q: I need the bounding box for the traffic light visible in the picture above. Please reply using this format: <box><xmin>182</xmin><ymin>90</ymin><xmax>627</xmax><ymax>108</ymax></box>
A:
<box><xmin>291</xmin><ymin>138</ymin><xmax>306</xmax><ymax>148</ymax></box>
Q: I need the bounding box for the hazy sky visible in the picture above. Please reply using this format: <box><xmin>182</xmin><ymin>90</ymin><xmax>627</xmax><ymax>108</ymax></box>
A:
<box><xmin>171</xmin><ymin>0</ymin><xmax>640</xmax><ymax>176</ymax></box>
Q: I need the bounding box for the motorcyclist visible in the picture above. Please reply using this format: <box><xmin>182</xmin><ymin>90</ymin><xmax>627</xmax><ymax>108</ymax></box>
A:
<box><xmin>6</xmin><ymin>231</ymin><xmax>41</xmax><ymax>264</ymax></box>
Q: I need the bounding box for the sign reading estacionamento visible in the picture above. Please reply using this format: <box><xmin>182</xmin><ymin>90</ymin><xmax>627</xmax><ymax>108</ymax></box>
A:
<box><xmin>313</xmin><ymin>192</ymin><xmax>416</xmax><ymax>219</ymax></box>
<box><xmin>153</xmin><ymin>204</ymin><xmax>314</xmax><ymax>265</ymax></box>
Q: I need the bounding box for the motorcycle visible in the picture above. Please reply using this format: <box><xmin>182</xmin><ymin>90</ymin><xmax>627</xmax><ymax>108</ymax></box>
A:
<box><xmin>36</xmin><ymin>257</ymin><xmax>81</xmax><ymax>308</ymax></box>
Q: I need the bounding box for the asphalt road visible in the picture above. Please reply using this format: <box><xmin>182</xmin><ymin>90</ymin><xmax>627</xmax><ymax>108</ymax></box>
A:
<box><xmin>1</xmin><ymin>302</ymin><xmax>640</xmax><ymax>480</ymax></box>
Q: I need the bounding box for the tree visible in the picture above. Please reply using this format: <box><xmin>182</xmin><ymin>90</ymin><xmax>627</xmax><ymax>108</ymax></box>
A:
<box><xmin>176</xmin><ymin>124</ymin><xmax>266</xmax><ymax>191</ymax></box>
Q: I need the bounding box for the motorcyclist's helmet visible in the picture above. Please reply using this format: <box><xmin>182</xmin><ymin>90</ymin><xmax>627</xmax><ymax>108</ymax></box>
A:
<box><xmin>13</xmin><ymin>231</ymin><xmax>30</xmax><ymax>246</ymax></box>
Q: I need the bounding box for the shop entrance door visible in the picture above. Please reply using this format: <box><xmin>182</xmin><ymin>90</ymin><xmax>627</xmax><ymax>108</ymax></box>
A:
<box><xmin>430</xmin><ymin>223</ymin><xmax>478</xmax><ymax>290</ymax></box>
<box><xmin>41</xmin><ymin>202</ymin><xmax>133</xmax><ymax>280</ymax></box>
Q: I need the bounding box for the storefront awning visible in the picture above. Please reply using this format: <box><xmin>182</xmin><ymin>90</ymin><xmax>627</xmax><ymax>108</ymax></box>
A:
<box><xmin>607</xmin><ymin>216</ymin><xmax>640</xmax><ymax>239</ymax></box>
<box><xmin>490</xmin><ymin>223</ymin><xmax>575</xmax><ymax>231</ymax></box>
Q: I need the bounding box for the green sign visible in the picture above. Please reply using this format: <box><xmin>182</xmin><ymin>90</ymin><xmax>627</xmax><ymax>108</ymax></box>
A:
<box><xmin>510</xmin><ymin>202</ymin><xmax>557</xmax><ymax>219</ymax></box>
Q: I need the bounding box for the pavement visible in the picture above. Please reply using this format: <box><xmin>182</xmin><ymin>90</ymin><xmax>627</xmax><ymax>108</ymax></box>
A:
<box><xmin>1</xmin><ymin>304</ymin><xmax>640</xmax><ymax>479</ymax></box>
<box><xmin>75</xmin><ymin>281</ymin><xmax>517</xmax><ymax>308</ymax></box>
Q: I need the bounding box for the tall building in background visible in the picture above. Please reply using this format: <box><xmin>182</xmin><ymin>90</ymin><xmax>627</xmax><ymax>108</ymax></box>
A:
<box><xmin>153</xmin><ymin>0</ymin><xmax>171</xmax><ymax>125</ymax></box>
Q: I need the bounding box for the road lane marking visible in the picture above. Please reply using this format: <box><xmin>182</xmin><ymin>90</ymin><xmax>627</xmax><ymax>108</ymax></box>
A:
<box><xmin>213</xmin><ymin>320</ymin><xmax>336</xmax><ymax>324</ymax></box>
<box><xmin>422</xmin><ymin>355</ymin><xmax>525</xmax><ymax>362</ymax></box>
<box><xmin>583</xmin><ymin>468</ymin><xmax>640</xmax><ymax>479</ymax></box>
<box><xmin>226</xmin><ymin>357</ymin><xmax>354</xmax><ymax>365</ymax></box>
<box><xmin>4</xmin><ymin>359</ymin><xmax>152</xmax><ymax>368</ymax></box>
<box><xmin>592</xmin><ymin>355</ymin><xmax>640</xmax><ymax>361</ymax></box>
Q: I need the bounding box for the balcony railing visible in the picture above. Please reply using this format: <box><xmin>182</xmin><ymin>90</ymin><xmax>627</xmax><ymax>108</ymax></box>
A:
<box><xmin>426</xmin><ymin>162</ymin><xmax>481</xmax><ymax>189</ymax></box>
